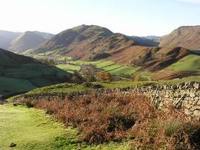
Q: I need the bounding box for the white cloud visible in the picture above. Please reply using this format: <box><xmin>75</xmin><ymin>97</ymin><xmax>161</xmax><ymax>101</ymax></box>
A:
<box><xmin>177</xmin><ymin>0</ymin><xmax>200</xmax><ymax>4</ymax></box>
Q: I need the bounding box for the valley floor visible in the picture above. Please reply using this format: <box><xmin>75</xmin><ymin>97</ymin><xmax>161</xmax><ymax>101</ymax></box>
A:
<box><xmin>0</xmin><ymin>104</ymin><xmax>130</xmax><ymax>150</ymax></box>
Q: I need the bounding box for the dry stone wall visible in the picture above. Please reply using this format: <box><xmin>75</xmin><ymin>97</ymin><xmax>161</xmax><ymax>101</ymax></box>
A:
<box><xmin>132</xmin><ymin>82</ymin><xmax>200</xmax><ymax>118</ymax></box>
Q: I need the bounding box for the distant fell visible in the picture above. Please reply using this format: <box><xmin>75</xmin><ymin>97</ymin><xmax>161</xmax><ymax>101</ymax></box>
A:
<box><xmin>0</xmin><ymin>30</ymin><xmax>21</xmax><ymax>49</ymax></box>
<box><xmin>160</xmin><ymin>26</ymin><xmax>200</xmax><ymax>50</ymax></box>
<box><xmin>9</xmin><ymin>31</ymin><xmax>53</xmax><ymax>53</ymax></box>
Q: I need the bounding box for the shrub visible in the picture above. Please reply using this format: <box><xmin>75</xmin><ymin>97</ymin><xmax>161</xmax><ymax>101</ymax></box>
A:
<box><xmin>17</xmin><ymin>89</ymin><xmax>200</xmax><ymax>149</ymax></box>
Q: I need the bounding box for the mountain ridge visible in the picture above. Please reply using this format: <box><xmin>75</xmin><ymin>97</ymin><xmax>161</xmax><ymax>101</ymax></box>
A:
<box><xmin>9</xmin><ymin>31</ymin><xmax>53</xmax><ymax>53</ymax></box>
<box><xmin>34</xmin><ymin>25</ymin><xmax>159</xmax><ymax>60</ymax></box>
<box><xmin>160</xmin><ymin>26</ymin><xmax>200</xmax><ymax>50</ymax></box>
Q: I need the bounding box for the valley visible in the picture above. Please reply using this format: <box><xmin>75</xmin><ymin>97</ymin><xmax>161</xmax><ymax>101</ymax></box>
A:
<box><xmin>1</xmin><ymin>23</ymin><xmax>200</xmax><ymax>149</ymax></box>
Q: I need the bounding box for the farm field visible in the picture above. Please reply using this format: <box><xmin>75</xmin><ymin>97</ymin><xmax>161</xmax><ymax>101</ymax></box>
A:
<box><xmin>57</xmin><ymin>60</ymin><xmax>139</xmax><ymax>77</ymax></box>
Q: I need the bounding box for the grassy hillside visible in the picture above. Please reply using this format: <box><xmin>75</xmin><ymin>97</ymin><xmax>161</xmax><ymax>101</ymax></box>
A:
<box><xmin>0</xmin><ymin>49</ymin><xmax>71</xmax><ymax>97</ymax></box>
<box><xmin>0</xmin><ymin>104</ymin><xmax>66</xmax><ymax>150</ymax></box>
<box><xmin>34</xmin><ymin>25</ymin><xmax>135</xmax><ymax>61</ymax></box>
<box><xmin>11</xmin><ymin>76</ymin><xmax>200</xmax><ymax>101</ymax></box>
<box><xmin>168</xmin><ymin>54</ymin><xmax>200</xmax><ymax>72</ymax></box>
<box><xmin>0</xmin><ymin>104</ymin><xmax>130</xmax><ymax>150</ymax></box>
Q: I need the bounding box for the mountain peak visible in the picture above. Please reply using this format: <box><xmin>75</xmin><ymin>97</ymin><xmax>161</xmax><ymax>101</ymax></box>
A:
<box><xmin>35</xmin><ymin>24</ymin><xmax>134</xmax><ymax>59</ymax></box>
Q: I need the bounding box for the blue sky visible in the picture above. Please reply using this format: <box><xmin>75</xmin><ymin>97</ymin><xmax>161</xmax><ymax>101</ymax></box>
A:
<box><xmin>0</xmin><ymin>0</ymin><xmax>200</xmax><ymax>36</ymax></box>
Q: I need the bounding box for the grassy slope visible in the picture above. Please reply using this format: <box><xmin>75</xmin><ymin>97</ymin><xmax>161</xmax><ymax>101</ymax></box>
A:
<box><xmin>0</xmin><ymin>77</ymin><xmax>36</xmax><ymax>96</ymax></box>
<box><xmin>0</xmin><ymin>104</ymin><xmax>130</xmax><ymax>150</ymax></box>
<box><xmin>14</xmin><ymin>75</ymin><xmax>200</xmax><ymax>99</ymax></box>
<box><xmin>11</xmin><ymin>82</ymin><xmax>145</xmax><ymax>98</ymax></box>
<box><xmin>0</xmin><ymin>49</ymin><xmax>69</xmax><ymax>97</ymax></box>
<box><xmin>0</xmin><ymin>104</ymin><xmax>66</xmax><ymax>150</ymax></box>
<box><xmin>0</xmin><ymin>63</ymin><xmax>68</xmax><ymax>97</ymax></box>
<box><xmin>168</xmin><ymin>54</ymin><xmax>200</xmax><ymax>72</ymax></box>
<box><xmin>12</xmin><ymin>78</ymin><xmax>200</xmax><ymax>100</ymax></box>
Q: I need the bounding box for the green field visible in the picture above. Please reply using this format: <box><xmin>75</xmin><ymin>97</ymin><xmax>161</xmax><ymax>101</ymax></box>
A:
<box><xmin>21</xmin><ymin>83</ymin><xmax>89</xmax><ymax>96</ymax></box>
<box><xmin>0</xmin><ymin>104</ymin><xmax>131</xmax><ymax>150</ymax></box>
<box><xmin>57</xmin><ymin>60</ymin><xmax>139</xmax><ymax>77</ymax></box>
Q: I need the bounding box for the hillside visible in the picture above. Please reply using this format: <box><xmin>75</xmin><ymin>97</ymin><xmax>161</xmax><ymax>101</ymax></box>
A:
<box><xmin>34</xmin><ymin>25</ymin><xmax>159</xmax><ymax>61</ymax></box>
<box><xmin>9</xmin><ymin>31</ymin><xmax>53</xmax><ymax>53</ymax></box>
<box><xmin>0</xmin><ymin>49</ymin><xmax>71</xmax><ymax>97</ymax></box>
<box><xmin>160</xmin><ymin>26</ymin><xmax>200</xmax><ymax>50</ymax></box>
<box><xmin>0</xmin><ymin>30</ymin><xmax>21</xmax><ymax>49</ymax></box>
<box><xmin>33</xmin><ymin>25</ymin><xmax>138</xmax><ymax>59</ymax></box>
<box><xmin>25</xmin><ymin>25</ymin><xmax>200</xmax><ymax>80</ymax></box>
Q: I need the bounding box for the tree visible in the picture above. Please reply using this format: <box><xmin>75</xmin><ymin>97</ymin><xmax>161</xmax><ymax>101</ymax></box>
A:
<box><xmin>96</xmin><ymin>71</ymin><xmax>112</xmax><ymax>81</ymax></box>
<box><xmin>80</xmin><ymin>64</ymin><xmax>99</xmax><ymax>82</ymax></box>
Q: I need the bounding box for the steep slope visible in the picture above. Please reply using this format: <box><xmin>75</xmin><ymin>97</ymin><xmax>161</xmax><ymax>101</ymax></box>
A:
<box><xmin>160</xmin><ymin>26</ymin><xmax>200</xmax><ymax>50</ymax></box>
<box><xmin>111</xmin><ymin>46</ymin><xmax>190</xmax><ymax>70</ymax></box>
<box><xmin>0</xmin><ymin>30</ymin><xmax>21</xmax><ymax>49</ymax></box>
<box><xmin>168</xmin><ymin>54</ymin><xmax>200</xmax><ymax>72</ymax></box>
<box><xmin>35</xmin><ymin>25</ymin><xmax>135</xmax><ymax>60</ymax></box>
<box><xmin>152</xmin><ymin>54</ymin><xmax>200</xmax><ymax>80</ymax></box>
<box><xmin>9</xmin><ymin>31</ymin><xmax>53</xmax><ymax>53</ymax></box>
<box><xmin>0</xmin><ymin>49</ymin><xmax>71</xmax><ymax>97</ymax></box>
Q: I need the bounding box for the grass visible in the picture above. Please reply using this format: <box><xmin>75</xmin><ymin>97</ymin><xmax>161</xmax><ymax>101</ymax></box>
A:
<box><xmin>0</xmin><ymin>77</ymin><xmax>35</xmax><ymax>96</ymax></box>
<box><xmin>57</xmin><ymin>64</ymin><xmax>81</xmax><ymax>73</ymax></box>
<box><xmin>23</xmin><ymin>83</ymin><xmax>89</xmax><ymax>96</ymax></box>
<box><xmin>164</xmin><ymin>120</ymin><xmax>182</xmax><ymax>137</ymax></box>
<box><xmin>0</xmin><ymin>104</ymin><xmax>131</xmax><ymax>150</ymax></box>
<box><xmin>10</xmin><ymin>76</ymin><xmax>200</xmax><ymax>101</ymax></box>
<box><xmin>168</xmin><ymin>54</ymin><xmax>200</xmax><ymax>72</ymax></box>
<box><xmin>0</xmin><ymin>62</ymin><xmax>70</xmax><ymax>97</ymax></box>
<box><xmin>0</xmin><ymin>104</ymin><xmax>66</xmax><ymax>150</ymax></box>
<box><xmin>16</xmin><ymin>89</ymin><xmax>200</xmax><ymax>149</ymax></box>
<box><xmin>0</xmin><ymin>49</ymin><xmax>71</xmax><ymax>97</ymax></box>
<box><xmin>57</xmin><ymin>60</ymin><xmax>139</xmax><ymax>77</ymax></box>
<box><xmin>10</xmin><ymin>81</ymin><xmax>157</xmax><ymax>100</ymax></box>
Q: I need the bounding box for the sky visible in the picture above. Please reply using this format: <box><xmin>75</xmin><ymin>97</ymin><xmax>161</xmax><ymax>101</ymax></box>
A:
<box><xmin>0</xmin><ymin>0</ymin><xmax>200</xmax><ymax>36</ymax></box>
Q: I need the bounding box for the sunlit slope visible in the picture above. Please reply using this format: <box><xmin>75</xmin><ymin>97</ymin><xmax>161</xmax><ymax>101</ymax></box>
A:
<box><xmin>168</xmin><ymin>54</ymin><xmax>200</xmax><ymax>72</ymax></box>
